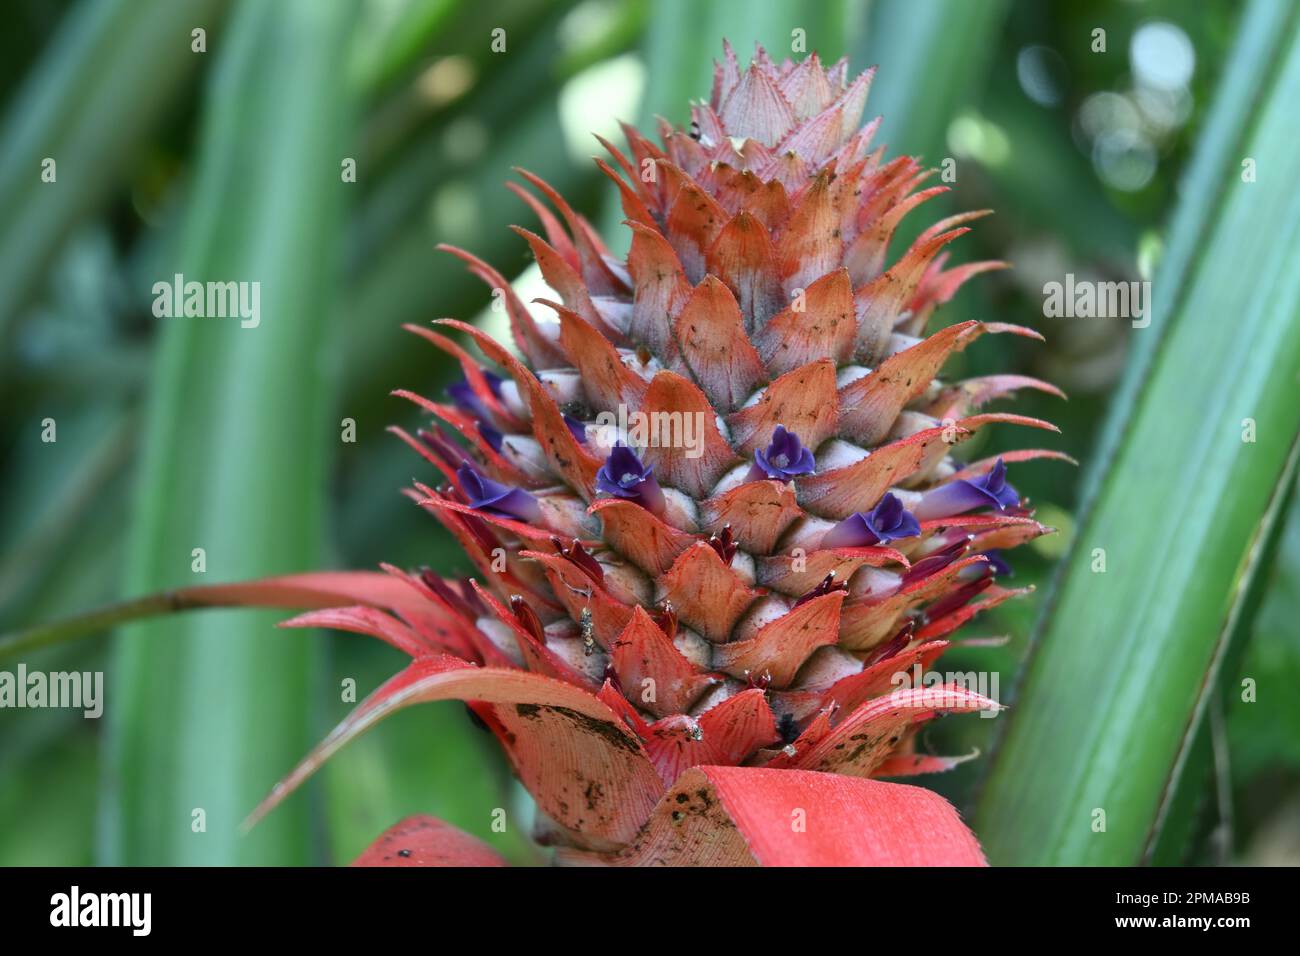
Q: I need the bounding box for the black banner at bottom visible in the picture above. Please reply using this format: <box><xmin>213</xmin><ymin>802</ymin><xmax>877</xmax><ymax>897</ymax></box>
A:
<box><xmin>0</xmin><ymin>865</ymin><xmax>1283</xmax><ymax>940</ymax></box>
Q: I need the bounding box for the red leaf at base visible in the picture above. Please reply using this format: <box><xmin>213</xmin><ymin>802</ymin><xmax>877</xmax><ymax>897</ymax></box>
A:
<box><xmin>351</xmin><ymin>815</ymin><xmax>507</xmax><ymax>867</ymax></box>
<box><xmin>557</xmin><ymin>766</ymin><xmax>987</xmax><ymax>866</ymax></box>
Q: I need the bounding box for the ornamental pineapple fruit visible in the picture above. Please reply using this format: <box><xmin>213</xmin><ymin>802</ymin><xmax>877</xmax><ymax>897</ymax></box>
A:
<box><xmin>255</xmin><ymin>41</ymin><xmax>1068</xmax><ymax>867</ymax></box>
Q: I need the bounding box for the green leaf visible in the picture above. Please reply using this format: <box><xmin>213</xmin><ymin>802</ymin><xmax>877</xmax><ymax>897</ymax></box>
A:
<box><xmin>1228</xmin><ymin>495</ymin><xmax>1300</xmax><ymax>781</ymax></box>
<box><xmin>1074</xmin><ymin>0</ymin><xmax>1298</xmax><ymax>517</ymax></box>
<box><xmin>974</xmin><ymin>0</ymin><xmax>1300</xmax><ymax>865</ymax></box>
<box><xmin>0</xmin><ymin>0</ymin><xmax>227</xmax><ymax>336</ymax></box>
<box><xmin>854</xmin><ymin>0</ymin><xmax>1010</xmax><ymax>161</ymax></box>
<box><xmin>349</xmin><ymin>0</ymin><xmax>460</xmax><ymax>94</ymax></box>
<box><xmin>0</xmin><ymin>730</ymin><xmax>98</xmax><ymax>866</ymax></box>
<box><xmin>1145</xmin><ymin>441</ymin><xmax>1298</xmax><ymax>865</ymax></box>
<box><xmin>104</xmin><ymin>0</ymin><xmax>357</xmax><ymax>865</ymax></box>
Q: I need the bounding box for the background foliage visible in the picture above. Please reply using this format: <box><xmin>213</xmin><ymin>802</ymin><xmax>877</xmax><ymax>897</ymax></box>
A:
<box><xmin>1</xmin><ymin>0</ymin><xmax>1296</xmax><ymax>865</ymax></box>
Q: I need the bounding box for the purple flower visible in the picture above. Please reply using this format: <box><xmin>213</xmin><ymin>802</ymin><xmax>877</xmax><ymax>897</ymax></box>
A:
<box><xmin>982</xmin><ymin>549</ymin><xmax>1013</xmax><ymax>577</ymax></box>
<box><xmin>457</xmin><ymin>461</ymin><xmax>540</xmax><ymax>523</ymax></box>
<box><xmin>417</xmin><ymin>428</ymin><xmax>464</xmax><ymax>468</ymax></box>
<box><xmin>747</xmin><ymin>425</ymin><xmax>816</xmax><ymax>482</ymax></box>
<box><xmin>595</xmin><ymin>444</ymin><xmax>665</xmax><ymax>516</ymax></box>
<box><xmin>448</xmin><ymin>370</ymin><xmax>505</xmax><ymax>422</ymax></box>
<box><xmin>914</xmin><ymin>458</ymin><xmax>1020</xmax><ymax>520</ymax></box>
<box><xmin>822</xmin><ymin>493</ymin><xmax>921</xmax><ymax>548</ymax></box>
<box><xmin>448</xmin><ymin>373</ymin><xmax>507</xmax><ymax>453</ymax></box>
<box><xmin>563</xmin><ymin>413</ymin><xmax>588</xmax><ymax>445</ymax></box>
<box><xmin>446</xmin><ymin>381</ymin><xmax>488</xmax><ymax>423</ymax></box>
<box><xmin>476</xmin><ymin>422</ymin><xmax>504</xmax><ymax>453</ymax></box>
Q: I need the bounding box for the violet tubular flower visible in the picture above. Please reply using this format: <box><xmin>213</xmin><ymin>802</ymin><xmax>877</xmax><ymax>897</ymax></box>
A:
<box><xmin>982</xmin><ymin>549</ymin><xmax>1013</xmax><ymax>577</ymax></box>
<box><xmin>456</xmin><ymin>461</ymin><xmax>541</xmax><ymax>523</ymax></box>
<box><xmin>563</xmin><ymin>413</ymin><xmax>588</xmax><ymax>445</ymax></box>
<box><xmin>596</xmin><ymin>444</ymin><xmax>665</xmax><ymax>516</ymax></box>
<box><xmin>822</xmin><ymin>493</ymin><xmax>921</xmax><ymax>548</ymax></box>
<box><xmin>448</xmin><ymin>372</ymin><xmax>506</xmax><ymax>451</ymax></box>
<box><xmin>914</xmin><ymin>458</ymin><xmax>1020</xmax><ymax>520</ymax></box>
<box><xmin>476</xmin><ymin>422</ymin><xmax>505</xmax><ymax>453</ymax></box>
<box><xmin>446</xmin><ymin>370</ymin><xmax>503</xmax><ymax>423</ymax></box>
<box><xmin>747</xmin><ymin>425</ymin><xmax>816</xmax><ymax>482</ymax></box>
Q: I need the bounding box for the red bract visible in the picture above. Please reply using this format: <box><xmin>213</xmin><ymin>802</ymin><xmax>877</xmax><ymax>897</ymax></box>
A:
<box><xmin>241</xmin><ymin>42</ymin><xmax>1069</xmax><ymax>866</ymax></box>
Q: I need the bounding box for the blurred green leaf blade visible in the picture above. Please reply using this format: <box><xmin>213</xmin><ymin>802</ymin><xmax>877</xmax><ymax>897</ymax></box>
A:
<box><xmin>105</xmin><ymin>0</ymin><xmax>358</xmax><ymax>866</ymax></box>
<box><xmin>0</xmin><ymin>0</ymin><xmax>227</xmax><ymax>336</ymax></box>
<box><xmin>975</xmin><ymin>1</ymin><xmax>1300</xmax><ymax>865</ymax></box>
<box><xmin>856</xmin><ymin>0</ymin><xmax>1010</xmax><ymax>160</ymax></box>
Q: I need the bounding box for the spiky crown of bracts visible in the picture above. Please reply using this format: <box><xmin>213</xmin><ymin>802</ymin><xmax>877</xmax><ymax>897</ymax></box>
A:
<box><xmin>373</xmin><ymin>43</ymin><xmax>1064</xmax><ymax>842</ymax></box>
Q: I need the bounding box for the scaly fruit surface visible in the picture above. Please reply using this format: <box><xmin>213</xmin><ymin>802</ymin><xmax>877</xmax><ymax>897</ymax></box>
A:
<box><xmin>247</xmin><ymin>41</ymin><xmax>1068</xmax><ymax>866</ymax></box>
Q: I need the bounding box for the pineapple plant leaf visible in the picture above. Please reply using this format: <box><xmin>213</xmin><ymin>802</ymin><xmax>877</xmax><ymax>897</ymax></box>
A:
<box><xmin>106</xmin><ymin>0</ymin><xmax>358</xmax><ymax>866</ymax></box>
<box><xmin>975</xmin><ymin>0</ymin><xmax>1300</xmax><ymax>865</ymax></box>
